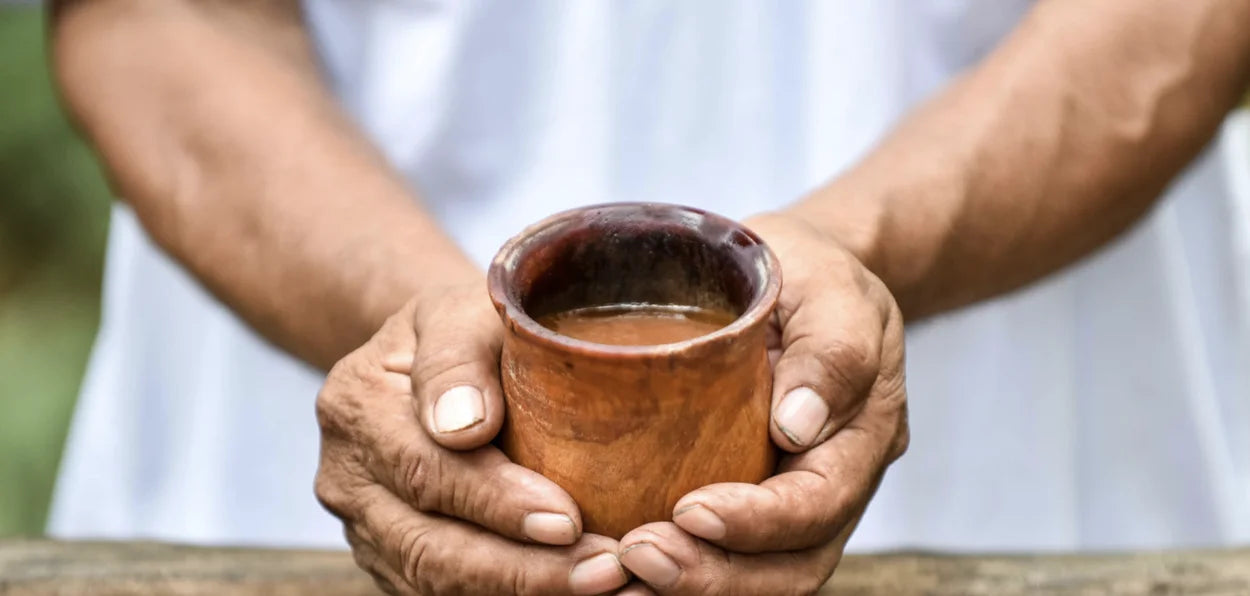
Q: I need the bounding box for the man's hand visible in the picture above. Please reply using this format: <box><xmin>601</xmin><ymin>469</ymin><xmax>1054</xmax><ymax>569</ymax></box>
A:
<box><xmin>616</xmin><ymin>214</ymin><xmax>910</xmax><ymax>595</ymax></box>
<box><xmin>314</xmin><ymin>285</ymin><xmax>629</xmax><ymax>595</ymax></box>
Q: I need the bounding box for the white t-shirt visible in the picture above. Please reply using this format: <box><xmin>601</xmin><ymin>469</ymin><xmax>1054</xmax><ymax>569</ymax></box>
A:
<box><xmin>50</xmin><ymin>1</ymin><xmax>1250</xmax><ymax>552</ymax></box>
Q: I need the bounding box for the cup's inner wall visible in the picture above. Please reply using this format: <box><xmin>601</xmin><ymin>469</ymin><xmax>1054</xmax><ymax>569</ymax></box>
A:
<box><xmin>512</xmin><ymin>208</ymin><xmax>767</xmax><ymax>322</ymax></box>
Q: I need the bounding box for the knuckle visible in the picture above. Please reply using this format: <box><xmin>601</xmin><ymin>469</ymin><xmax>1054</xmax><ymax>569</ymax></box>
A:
<box><xmin>314</xmin><ymin>460</ymin><xmax>371</xmax><ymax>521</ymax></box>
<box><xmin>825</xmin><ymin>337</ymin><xmax>878</xmax><ymax>382</ymax></box>
<box><xmin>314</xmin><ymin>386</ymin><xmax>348</xmax><ymax>435</ymax></box>
<box><xmin>393</xmin><ymin>525</ymin><xmax>434</xmax><ymax>591</ymax></box>
<box><xmin>451</xmin><ymin>471</ymin><xmax>482</xmax><ymax>524</ymax></box>
<box><xmin>459</xmin><ymin>452</ymin><xmax>504</xmax><ymax>523</ymax></box>
<box><xmin>349</xmin><ymin>357</ymin><xmax>400</xmax><ymax>397</ymax></box>
<box><xmin>313</xmin><ymin>387</ymin><xmax>333</xmax><ymax>426</ymax></box>
<box><xmin>396</xmin><ymin>445</ymin><xmax>437</xmax><ymax>510</ymax></box>
<box><xmin>415</xmin><ymin>450</ymin><xmax>501</xmax><ymax>528</ymax></box>
<box><xmin>318</xmin><ymin>355</ymin><xmax>409</xmax><ymax>443</ymax></box>
<box><xmin>810</xmin><ymin>337</ymin><xmax>878</xmax><ymax>400</ymax></box>
<box><xmin>394</xmin><ymin>444</ymin><xmax>479</xmax><ymax>523</ymax></box>
<box><xmin>313</xmin><ymin>470</ymin><xmax>343</xmax><ymax>514</ymax></box>
<box><xmin>507</xmin><ymin>564</ymin><xmax>536</xmax><ymax>595</ymax></box>
<box><xmin>317</xmin><ymin>357</ymin><xmax>374</xmax><ymax>434</ymax></box>
<box><xmin>314</xmin><ymin>367</ymin><xmax>345</xmax><ymax>426</ymax></box>
<box><xmin>436</xmin><ymin>457</ymin><xmax>476</xmax><ymax>521</ymax></box>
<box><xmin>891</xmin><ymin>411</ymin><xmax>912</xmax><ymax>461</ymax></box>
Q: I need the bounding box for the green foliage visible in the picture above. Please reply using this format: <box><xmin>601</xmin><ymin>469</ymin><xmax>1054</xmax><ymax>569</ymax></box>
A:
<box><xmin>0</xmin><ymin>6</ymin><xmax>111</xmax><ymax>536</ymax></box>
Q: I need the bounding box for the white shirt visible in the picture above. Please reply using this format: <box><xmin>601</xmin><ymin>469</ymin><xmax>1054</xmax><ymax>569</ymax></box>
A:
<box><xmin>50</xmin><ymin>1</ymin><xmax>1250</xmax><ymax>552</ymax></box>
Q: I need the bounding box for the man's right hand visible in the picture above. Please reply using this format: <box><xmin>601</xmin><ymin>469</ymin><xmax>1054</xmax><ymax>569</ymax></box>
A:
<box><xmin>314</xmin><ymin>285</ymin><xmax>630</xmax><ymax>595</ymax></box>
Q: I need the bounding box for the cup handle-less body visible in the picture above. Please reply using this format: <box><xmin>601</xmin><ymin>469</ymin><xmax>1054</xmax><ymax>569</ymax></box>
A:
<box><xmin>489</xmin><ymin>203</ymin><xmax>781</xmax><ymax>539</ymax></box>
<box><xmin>498</xmin><ymin>316</ymin><xmax>775</xmax><ymax>538</ymax></box>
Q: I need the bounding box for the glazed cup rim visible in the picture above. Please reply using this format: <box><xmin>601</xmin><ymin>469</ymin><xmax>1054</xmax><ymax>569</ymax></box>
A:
<box><xmin>487</xmin><ymin>202</ymin><xmax>782</xmax><ymax>357</ymax></box>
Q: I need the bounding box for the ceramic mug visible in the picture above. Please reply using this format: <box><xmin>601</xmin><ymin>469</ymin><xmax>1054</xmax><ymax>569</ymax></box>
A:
<box><xmin>487</xmin><ymin>202</ymin><xmax>780</xmax><ymax>539</ymax></box>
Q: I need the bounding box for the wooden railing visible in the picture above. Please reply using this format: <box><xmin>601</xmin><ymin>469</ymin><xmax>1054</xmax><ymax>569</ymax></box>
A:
<box><xmin>2</xmin><ymin>539</ymin><xmax>1248</xmax><ymax>595</ymax></box>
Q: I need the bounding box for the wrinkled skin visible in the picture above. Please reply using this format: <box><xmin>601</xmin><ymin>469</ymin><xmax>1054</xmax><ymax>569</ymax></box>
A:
<box><xmin>315</xmin><ymin>214</ymin><xmax>908</xmax><ymax>595</ymax></box>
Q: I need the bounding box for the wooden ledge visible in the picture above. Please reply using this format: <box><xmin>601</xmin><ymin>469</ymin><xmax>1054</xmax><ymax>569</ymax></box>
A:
<box><xmin>2</xmin><ymin>539</ymin><xmax>1248</xmax><ymax>595</ymax></box>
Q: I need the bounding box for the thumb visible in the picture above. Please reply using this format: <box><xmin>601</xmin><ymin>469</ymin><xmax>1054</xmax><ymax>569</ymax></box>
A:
<box><xmin>769</xmin><ymin>267</ymin><xmax>891</xmax><ymax>453</ymax></box>
<box><xmin>409</xmin><ymin>287</ymin><xmax>507</xmax><ymax>451</ymax></box>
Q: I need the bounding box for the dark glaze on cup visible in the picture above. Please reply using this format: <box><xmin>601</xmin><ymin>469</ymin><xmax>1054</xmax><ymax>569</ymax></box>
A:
<box><xmin>487</xmin><ymin>202</ymin><xmax>780</xmax><ymax>539</ymax></box>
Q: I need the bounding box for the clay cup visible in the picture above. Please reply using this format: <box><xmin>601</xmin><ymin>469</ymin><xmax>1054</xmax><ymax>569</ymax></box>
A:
<box><xmin>487</xmin><ymin>202</ymin><xmax>780</xmax><ymax>539</ymax></box>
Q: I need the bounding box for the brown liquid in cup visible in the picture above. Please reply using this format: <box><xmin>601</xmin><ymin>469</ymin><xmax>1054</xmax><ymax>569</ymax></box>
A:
<box><xmin>537</xmin><ymin>304</ymin><xmax>737</xmax><ymax>346</ymax></box>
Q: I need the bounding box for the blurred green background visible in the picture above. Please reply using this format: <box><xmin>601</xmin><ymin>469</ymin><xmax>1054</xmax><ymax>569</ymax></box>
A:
<box><xmin>0</xmin><ymin>6</ymin><xmax>111</xmax><ymax>536</ymax></box>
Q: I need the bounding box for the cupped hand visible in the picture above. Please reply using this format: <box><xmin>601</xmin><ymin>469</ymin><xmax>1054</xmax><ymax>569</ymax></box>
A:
<box><xmin>314</xmin><ymin>284</ymin><xmax>629</xmax><ymax>595</ymax></box>
<box><xmin>616</xmin><ymin>213</ymin><xmax>910</xmax><ymax>595</ymax></box>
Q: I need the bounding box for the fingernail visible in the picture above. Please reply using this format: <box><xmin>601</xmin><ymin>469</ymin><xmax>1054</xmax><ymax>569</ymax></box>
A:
<box><xmin>774</xmin><ymin>387</ymin><xmax>830</xmax><ymax>447</ymax></box>
<box><xmin>620</xmin><ymin>542</ymin><xmax>681</xmax><ymax>588</ymax></box>
<box><xmin>433</xmin><ymin>386</ymin><xmax>484</xmax><ymax>433</ymax></box>
<box><xmin>523</xmin><ymin>512</ymin><xmax>577</xmax><ymax>545</ymax></box>
<box><xmin>673</xmin><ymin>504</ymin><xmax>726</xmax><ymax>540</ymax></box>
<box><xmin>569</xmin><ymin>552</ymin><xmax>627</xmax><ymax>595</ymax></box>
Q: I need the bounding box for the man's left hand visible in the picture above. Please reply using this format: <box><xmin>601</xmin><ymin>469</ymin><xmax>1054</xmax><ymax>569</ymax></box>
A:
<box><xmin>615</xmin><ymin>212</ymin><xmax>910</xmax><ymax>595</ymax></box>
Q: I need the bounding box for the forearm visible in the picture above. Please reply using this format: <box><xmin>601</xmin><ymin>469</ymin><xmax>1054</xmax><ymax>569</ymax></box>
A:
<box><xmin>789</xmin><ymin>0</ymin><xmax>1250</xmax><ymax>319</ymax></box>
<box><xmin>51</xmin><ymin>0</ymin><xmax>475</xmax><ymax>369</ymax></box>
